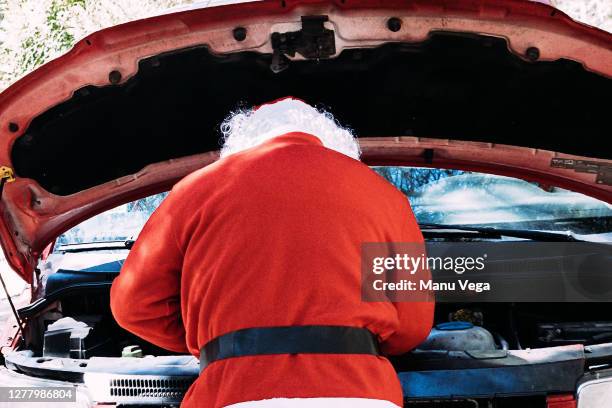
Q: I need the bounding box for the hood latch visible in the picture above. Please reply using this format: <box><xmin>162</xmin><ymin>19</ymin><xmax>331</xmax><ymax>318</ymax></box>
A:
<box><xmin>270</xmin><ymin>15</ymin><xmax>336</xmax><ymax>73</ymax></box>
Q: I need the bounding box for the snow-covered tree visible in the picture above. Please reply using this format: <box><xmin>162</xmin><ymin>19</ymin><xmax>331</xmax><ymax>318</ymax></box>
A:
<box><xmin>0</xmin><ymin>0</ymin><xmax>196</xmax><ymax>90</ymax></box>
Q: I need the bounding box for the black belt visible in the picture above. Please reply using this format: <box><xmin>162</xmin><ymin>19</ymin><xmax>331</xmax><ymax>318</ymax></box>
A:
<box><xmin>199</xmin><ymin>325</ymin><xmax>380</xmax><ymax>372</ymax></box>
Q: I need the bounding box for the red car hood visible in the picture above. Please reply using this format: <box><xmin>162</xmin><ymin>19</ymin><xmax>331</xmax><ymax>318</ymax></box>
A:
<box><xmin>0</xmin><ymin>0</ymin><xmax>610</xmax><ymax>282</ymax></box>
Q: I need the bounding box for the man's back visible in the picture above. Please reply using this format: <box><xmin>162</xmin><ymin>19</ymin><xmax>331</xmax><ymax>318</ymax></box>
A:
<box><xmin>111</xmin><ymin>132</ymin><xmax>433</xmax><ymax>407</ymax></box>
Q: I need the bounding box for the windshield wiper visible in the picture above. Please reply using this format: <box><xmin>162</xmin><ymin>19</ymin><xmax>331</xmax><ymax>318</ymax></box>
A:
<box><xmin>419</xmin><ymin>223</ymin><xmax>585</xmax><ymax>242</ymax></box>
<box><xmin>57</xmin><ymin>240</ymin><xmax>133</xmax><ymax>252</ymax></box>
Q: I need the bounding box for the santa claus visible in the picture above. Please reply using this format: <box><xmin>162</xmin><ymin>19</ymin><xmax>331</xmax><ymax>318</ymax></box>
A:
<box><xmin>111</xmin><ymin>97</ymin><xmax>434</xmax><ymax>407</ymax></box>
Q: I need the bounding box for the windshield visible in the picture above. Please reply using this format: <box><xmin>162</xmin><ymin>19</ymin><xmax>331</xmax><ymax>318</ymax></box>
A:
<box><xmin>56</xmin><ymin>167</ymin><xmax>612</xmax><ymax>247</ymax></box>
<box><xmin>56</xmin><ymin>193</ymin><xmax>168</xmax><ymax>246</ymax></box>
<box><xmin>374</xmin><ymin>167</ymin><xmax>612</xmax><ymax>237</ymax></box>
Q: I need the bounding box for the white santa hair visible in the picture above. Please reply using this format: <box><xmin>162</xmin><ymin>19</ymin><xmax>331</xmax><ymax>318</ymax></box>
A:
<box><xmin>219</xmin><ymin>97</ymin><xmax>361</xmax><ymax>160</ymax></box>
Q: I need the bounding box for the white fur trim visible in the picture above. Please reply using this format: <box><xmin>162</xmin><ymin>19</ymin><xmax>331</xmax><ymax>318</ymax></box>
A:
<box><xmin>219</xmin><ymin>98</ymin><xmax>361</xmax><ymax>160</ymax></box>
<box><xmin>225</xmin><ymin>398</ymin><xmax>401</xmax><ymax>408</ymax></box>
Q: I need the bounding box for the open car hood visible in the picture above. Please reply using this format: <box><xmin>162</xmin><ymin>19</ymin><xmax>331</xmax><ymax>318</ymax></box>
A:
<box><xmin>0</xmin><ymin>0</ymin><xmax>611</xmax><ymax>282</ymax></box>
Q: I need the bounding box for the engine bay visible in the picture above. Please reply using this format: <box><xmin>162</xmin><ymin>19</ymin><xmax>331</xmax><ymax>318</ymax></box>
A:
<box><xmin>24</xmin><ymin>290</ymin><xmax>179</xmax><ymax>360</ymax></box>
<box><xmin>13</xmin><ymin>260</ymin><xmax>612</xmax><ymax>362</ymax></box>
<box><xmin>16</xmin><ymin>251</ymin><xmax>612</xmax><ymax>360</ymax></box>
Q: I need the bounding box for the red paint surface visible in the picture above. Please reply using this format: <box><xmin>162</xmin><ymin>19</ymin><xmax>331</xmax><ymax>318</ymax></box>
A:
<box><xmin>547</xmin><ymin>394</ymin><xmax>577</xmax><ymax>408</ymax></box>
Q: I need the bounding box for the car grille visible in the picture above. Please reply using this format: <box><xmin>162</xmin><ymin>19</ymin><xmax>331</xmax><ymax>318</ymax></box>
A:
<box><xmin>84</xmin><ymin>373</ymin><xmax>196</xmax><ymax>405</ymax></box>
<box><xmin>109</xmin><ymin>377</ymin><xmax>193</xmax><ymax>398</ymax></box>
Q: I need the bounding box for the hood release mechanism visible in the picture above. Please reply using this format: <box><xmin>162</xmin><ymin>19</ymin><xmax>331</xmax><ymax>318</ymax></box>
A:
<box><xmin>270</xmin><ymin>15</ymin><xmax>336</xmax><ymax>73</ymax></box>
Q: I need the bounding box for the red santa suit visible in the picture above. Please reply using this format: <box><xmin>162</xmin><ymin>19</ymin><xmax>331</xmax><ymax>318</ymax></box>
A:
<box><xmin>111</xmin><ymin>131</ymin><xmax>434</xmax><ymax>407</ymax></box>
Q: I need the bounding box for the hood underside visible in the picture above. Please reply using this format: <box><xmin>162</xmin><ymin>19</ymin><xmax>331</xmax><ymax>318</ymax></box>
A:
<box><xmin>0</xmin><ymin>0</ymin><xmax>611</xmax><ymax>281</ymax></box>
